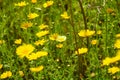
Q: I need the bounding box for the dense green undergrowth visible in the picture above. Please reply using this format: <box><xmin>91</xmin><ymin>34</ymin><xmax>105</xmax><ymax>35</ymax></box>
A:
<box><xmin>0</xmin><ymin>0</ymin><xmax>120</xmax><ymax>80</ymax></box>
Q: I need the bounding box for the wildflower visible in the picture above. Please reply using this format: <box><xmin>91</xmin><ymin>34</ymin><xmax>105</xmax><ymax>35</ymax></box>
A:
<box><xmin>78</xmin><ymin>29</ymin><xmax>95</xmax><ymax>37</ymax></box>
<box><xmin>102</xmin><ymin>57</ymin><xmax>112</xmax><ymax>66</ymax></box>
<box><xmin>0</xmin><ymin>64</ymin><xmax>3</xmax><ymax>69</ymax></box>
<box><xmin>113</xmin><ymin>56</ymin><xmax>120</xmax><ymax>61</ymax></box>
<box><xmin>98</xmin><ymin>21</ymin><xmax>103</xmax><ymax>24</ymax></box>
<box><xmin>26</xmin><ymin>51</ymin><xmax>48</xmax><ymax>60</ymax></box>
<box><xmin>36</xmin><ymin>51</ymin><xmax>48</xmax><ymax>57</ymax></box>
<box><xmin>114</xmin><ymin>39</ymin><xmax>120</xmax><ymax>48</ymax></box>
<box><xmin>43</xmin><ymin>1</ymin><xmax>54</xmax><ymax>8</ymax></box>
<box><xmin>116</xmin><ymin>50</ymin><xmax>120</xmax><ymax>56</ymax></box>
<box><xmin>30</xmin><ymin>65</ymin><xmax>44</xmax><ymax>72</ymax></box>
<box><xmin>34</xmin><ymin>39</ymin><xmax>47</xmax><ymax>46</ymax></box>
<box><xmin>61</xmin><ymin>12</ymin><xmax>70</xmax><ymax>19</ymax></box>
<box><xmin>97</xmin><ymin>30</ymin><xmax>102</xmax><ymax>35</ymax></box>
<box><xmin>31</xmin><ymin>0</ymin><xmax>37</xmax><ymax>3</ymax></box>
<box><xmin>116</xmin><ymin>34</ymin><xmax>120</xmax><ymax>38</ymax></box>
<box><xmin>19</xmin><ymin>71</ymin><xmax>24</xmax><ymax>77</ymax></box>
<box><xmin>39</xmin><ymin>24</ymin><xmax>48</xmax><ymax>30</ymax></box>
<box><xmin>36</xmin><ymin>30</ymin><xmax>49</xmax><ymax>37</ymax></box>
<box><xmin>76</xmin><ymin>48</ymin><xmax>88</xmax><ymax>55</ymax></box>
<box><xmin>90</xmin><ymin>72</ymin><xmax>96</xmax><ymax>77</ymax></box>
<box><xmin>49</xmin><ymin>34</ymin><xmax>66</xmax><ymax>42</ymax></box>
<box><xmin>56</xmin><ymin>44</ymin><xmax>63</xmax><ymax>48</ymax></box>
<box><xmin>28</xmin><ymin>13</ymin><xmax>39</xmax><ymax>19</ymax></box>
<box><xmin>14</xmin><ymin>39</ymin><xmax>22</xmax><ymax>44</ymax></box>
<box><xmin>91</xmin><ymin>40</ymin><xmax>97</xmax><ymax>45</ymax></box>
<box><xmin>56</xmin><ymin>35</ymin><xmax>66</xmax><ymax>42</ymax></box>
<box><xmin>26</xmin><ymin>53</ymin><xmax>37</xmax><ymax>60</ymax></box>
<box><xmin>49</xmin><ymin>33</ymin><xmax>59</xmax><ymax>41</ymax></box>
<box><xmin>14</xmin><ymin>1</ymin><xmax>28</xmax><ymax>7</ymax></box>
<box><xmin>0</xmin><ymin>71</ymin><xmax>12</xmax><ymax>79</ymax></box>
<box><xmin>106</xmin><ymin>8</ymin><xmax>114</xmax><ymax>14</ymax></box>
<box><xmin>0</xmin><ymin>40</ymin><xmax>5</xmax><ymax>45</ymax></box>
<box><xmin>35</xmin><ymin>7</ymin><xmax>42</xmax><ymax>10</ymax></box>
<box><xmin>108</xmin><ymin>67</ymin><xmax>120</xmax><ymax>74</ymax></box>
<box><xmin>21</xmin><ymin>22</ymin><xmax>33</xmax><ymax>29</ymax></box>
<box><xmin>56</xmin><ymin>58</ymin><xmax>60</xmax><ymax>62</ymax></box>
<box><xmin>111</xmin><ymin>12</ymin><xmax>116</xmax><ymax>16</ymax></box>
<box><xmin>16</xmin><ymin>44</ymin><xmax>35</xmax><ymax>58</ymax></box>
<box><xmin>102</xmin><ymin>56</ymin><xmax>120</xmax><ymax>66</ymax></box>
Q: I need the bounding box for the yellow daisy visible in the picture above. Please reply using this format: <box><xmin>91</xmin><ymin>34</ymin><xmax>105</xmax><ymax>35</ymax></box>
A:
<box><xmin>30</xmin><ymin>65</ymin><xmax>44</xmax><ymax>72</ymax></box>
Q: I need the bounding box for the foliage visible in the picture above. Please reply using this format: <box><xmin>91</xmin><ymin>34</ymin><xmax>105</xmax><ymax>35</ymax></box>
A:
<box><xmin>0</xmin><ymin>0</ymin><xmax>120</xmax><ymax>80</ymax></box>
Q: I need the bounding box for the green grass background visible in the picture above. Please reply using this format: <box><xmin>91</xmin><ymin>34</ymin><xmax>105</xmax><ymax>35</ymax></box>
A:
<box><xmin>0</xmin><ymin>0</ymin><xmax>120</xmax><ymax>80</ymax></box>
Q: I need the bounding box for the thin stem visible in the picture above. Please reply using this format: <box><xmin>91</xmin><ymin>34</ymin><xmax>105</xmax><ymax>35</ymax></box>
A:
<box><xmin>105</xmin><ymin>12</ymin><xmax>108</xmax><ymax>56</ymax></box>
<box><xmin>78</xmin><ymin>0</ymin><xmax>87</xmax><ymax>29</ymax></box>
<box><xmin>69</xmin><ymin>0</ymin><xmax>81</xmax><ymax>79</ymax></box>
<box><xmin>78</xmin><ymin>0</ymin><xmax>89</xmax><ymax>79</ymax></box>
<box><xmin>78</xmin><ymin>0</ymin><xmax>89</xmax><ymax>47</ymax></box>
<box><xmin>69</xmin><ymin>0</ymin><xmax>78</xmax><ymax>49</ymax></box>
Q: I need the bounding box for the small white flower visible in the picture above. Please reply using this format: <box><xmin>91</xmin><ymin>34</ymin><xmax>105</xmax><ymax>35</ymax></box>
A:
<box><xmin>35</xmin><ymin>7</ymin><xmax>42</xmax><ymax>10</ymax></box>
<box><xmin>56</xmin><ymin>36</ymin><xmax>66</xmax><ymax>42</ymax></box>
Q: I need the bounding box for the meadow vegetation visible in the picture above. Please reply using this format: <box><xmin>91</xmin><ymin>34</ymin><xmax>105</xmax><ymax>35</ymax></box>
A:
<box><xmin>0</xmin><ymin>0</ymin><xmax>120</xmax><ymax>80</ymax></box>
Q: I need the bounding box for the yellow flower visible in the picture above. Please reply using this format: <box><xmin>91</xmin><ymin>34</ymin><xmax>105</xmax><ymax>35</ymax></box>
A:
<box><xmin>91</xmin><ymin>40</ymin><xmax>97</xmax><ymax>45</ymax></box>
<box><xmin>26</xmin><ymin>51</ymin><xmax>48</xmax><ymax>60</ymax></box>
<box><xmin>102</xmin><ymin>57</ymin><xmax>112</xmax><ymax>66</ymax></box>
<box><xmin>39</xmin><ymin>24</ymin><xmax>48</xmax><ymax>30</ymax></box>
<box><xmin>114</xmin><ymin>39</ymin><xmax>120</xmax><ymax>48</ymax></box>
<box><xmin>56</xmin><ymin>35</ymin><xmax>66</xmax><ymax>42</ymax></box>
<box><xmin>116</xmin><ymin>34</ymin><xmax>120</xmax><ymax>38</ymax></box>
<box><xmin>106</xmin><ymin>8</ymin><xmax>114</xmax><ymax>14</ymax></box>
<box><xmin>36</xmin><ymin>30</ymin><xmax>49</xmax><ymax>37</ymax></box>
<box><xmin>21</xmin><ymin>22</ymin><xmax>33</xmax><ymax>29</ymax></box>
<box><xmin>111</xmin><ymin>12</ymin><xmax>116</xmax><ymax>16</ymax></box>
<box><xmin>43</xmin><ymin>1</ymin><xmax>54</xmax><ymax>8</ymax></box>
<box><xmin>61</xmin><ymin>12</ymin><xmax>70</xmax><ymax>19</ymax></box>
<box><xmin>49</xmin><ymin>34</ymin><xmax>66</xmax><ymax>42</ymax></box>
<box><xmin>108</xmin><ymin>67</ymin><xmax>120</xmax><ymax>74</ymax></box>
<box><xmin>28</xmin><ymin>13</ymin><xmax>39</xmax><ymax>19</ymax></box>
<box><xmin>16</xmin><ymin>44</ymin><xmax>35</xmax><ymax>58</ymax></box>
<box><xmin>0</xmin><ymin>40</ymin><xmax>5</xmax><ymax>45</ymax></box>
<box><xmin>98</xmin><ymin>21</ymin><xmax>102</xmax><ymax>24</ymax></box>
<box><xmin>31</xmin><ymin>0</ymin><xmax>37</xmax><ymax>3</ymax></box>
<box><xmin>78</xmin><ymin>29</ymin><xmax>95</xmax><ymax>37</ymax></box>
<box><xmin>34</xmin><ymin>39</ymin><xmax>47</xmax><ymax>46</ymax></box>
<box><xmin>36</xmin><ymin>51</ymin><xmax>48</xmax><ymax>57</ymax></box>
<box><xmin>116</xmin><ymin>50</ymin><xmax>120</xmax><ymax>56</ymax></box>
<box><xmin>113</xmin><ymin>55</ymin><xmax>120</xmax><ymax>61</ymax></box>
<box><xmin>14</xmin><ymin>1</ymin><xmax>28</xmax><ymax>7</ymax></box>
<box><xmin>19</xmin><ymin>71</ymin><xmax>24</xmax><ymax>77</ymax></box>
<box><xmin>30</xmin><ymin>65</ymin><xmax>44</xmax><ymax>72</ymax></box>
<box><xmin>76</xmin><ymin>48</ymin><xmax>88</xmax><ymax>55</ymax></box>
<box><xmin>49</xmin><ymin>33</ymin><xmax>59</xmax><ymax>41</ymax></box>
<box><xmin>96</xmin><ymin>30</ymin><xmax>102</xmax><ymax>35</ymax></box>
<box><xmin>0</xmin><ymin>71</ymin><xmax>12</xmax><ymax>79</ymax></box>
<box><xmin>56</xmin><ymin>44</ymin><xmax>63</xmax><ymax>48</ymax></box>
<box><xmin>14</xmin><ymin>39</ymin><xmax>22</xmax><ymax>44</ymax></box>
<box><xmin>26</xmin><ymin>53</ymin><xmax>38</xmax><ymax>60</ymax></box>
<box><xmin>0</xmin><ymin>64</ymin><xmax>3</xmax><ymax>69</ymax></box>
<box><xmin>102</xmin><ymin>56</ymin><xmax>120</xmax><ymax>66</ymax></box>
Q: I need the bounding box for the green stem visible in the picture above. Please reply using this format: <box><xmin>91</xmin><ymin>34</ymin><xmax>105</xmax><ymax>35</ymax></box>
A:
<box><xmin>105</xmin><ymin>12</ymin><xmax>108</xmax><ymax>56</ymax></box>
<box><xmin>78</xmin><ymin>0</ymin><xmax>89</xmax><ymax>47</ymax></box>
<box><xmin>69</xmin><ymin>0</ymin><xmax>78</xmax><ymax>50</ymax></box>
<box><xmin>78</xmin><ymin>0</ymin><xmax>87</xmax><ymax>29</ymax></box>
<box><xmin>78</xmin><ymin>0</ymin><xmax>88</xmax><ymax>79</ymax></box>
<box><xmin>69</xmin><ymin>1</ymin><xmax>81</xmax><ymax>72</ymax></box>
